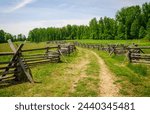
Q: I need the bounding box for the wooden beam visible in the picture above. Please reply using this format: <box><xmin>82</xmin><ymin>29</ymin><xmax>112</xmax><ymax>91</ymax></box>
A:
<box><xmin>8</xmin><ymin>39</ymin><xmax>17</xmax><ymax>53</ymax></box>
<box><xmin>18</xmin><ymin>58</ymin><xmax>34</xmax><ymax>83</ymax></box>
<box><xmin>0</xmin><ymin>75</ymin><xmax>15</xmax><ymax>80</ymax></box>
<box><xmin>0</xmin><ymin>52</ymin><xmax>14</xmax><ymax>56</ymax></box>
<box><xmin>1</xmin><ymin>40</ymin><xmax>34</xmax><ymax>83</ymax></box>
<box><xmin>22</xmin><ymin>46</ymin><xmax>58</xmax><ymax>52</ymax></box>
<box><xmin>127</xmin><ymin>47</ymin><xmax>150</xmax><ymax>49</ymax></box>
<box><xmin>1</xmin><ymin>44</ymin><xmax>24</xmax><ymax>77</ymax></box>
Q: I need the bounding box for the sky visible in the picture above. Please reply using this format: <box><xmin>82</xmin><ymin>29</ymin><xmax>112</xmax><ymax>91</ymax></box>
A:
<box><xmin>0</xmin><ymin>0</ymin><xmax>150</xmax><ymax>36</ymax></box>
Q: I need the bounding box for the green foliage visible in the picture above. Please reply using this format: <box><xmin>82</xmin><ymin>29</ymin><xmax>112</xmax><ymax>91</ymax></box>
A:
<box><xmin>139</xmin><ymin>26</ymin><xmax>146</xmax><ymax>38</ymax></box>
<box><xmin>0</xmin><ymin>30</ymin><xmax>5</xmax><ymax>43</ymax></box>
<box><xmin>130</xmin><ymin>19</ymin><xmax>140</xmax><ymax>38</ymax></box>
<box><xmin>27</xmin><ymin>2</ymin><xmax>150</xmax><ymax>42</ymax></box>
<box><xmin>0</xmin><ymin>2</ymin><xmax>150</xmax><ymax>43</ymax></box>
<box><xmin>0</xmin><ymin>29</ymin><xmax>26</xmax><ymax>43</ymax></box>
<box><xmin>127</xmin><ymin>64</ymin><xmax>147</xmax><ymax>76</ymax></box>
<box><xmin>89</xmin><ymin>18</ymin><xmax>99</xmax><ymax>39</ymax></box>
<box><xmin>145</xmin><ymin>19</ymin><xmax>150</xmax><ymax>40</ymax></box>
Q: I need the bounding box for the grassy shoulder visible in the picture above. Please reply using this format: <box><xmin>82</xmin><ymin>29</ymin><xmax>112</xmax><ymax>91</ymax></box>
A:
<box><xmin>0</xmin><ymin>50</ymin><xmax>79</xmax><ymax>97</ymax></box>
<box><xmin>0</xmin><ymin>40</ymin><xmax>78</xmax><ymax>97</ymax></box>
<box><xmin>0</xmin><ymin>47</ymin><xmax>101</xmax><ymax>97</ymax></box>
<box><xmin>94</xmin><ymin>49</ymin><xmax>150</xmax><ymax>96</ymax></box>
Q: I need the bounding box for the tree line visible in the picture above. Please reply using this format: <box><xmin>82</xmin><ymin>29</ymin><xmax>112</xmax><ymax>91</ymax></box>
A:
<box><xmin>0</xmin><ymin>2</ymin><xmax>150</xmax><ymax>43</ymax></box>
<box><xmin>0</xmin><ymin>29</ymin><xmax>26</xmax><ymax>43</ymax></box>
<box><xmin>28</xmin><ymin>2</ymin><xmax>150</xmax><ymax>42</ymax></box>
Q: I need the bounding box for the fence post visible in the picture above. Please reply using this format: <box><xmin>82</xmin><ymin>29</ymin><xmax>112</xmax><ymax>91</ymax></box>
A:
<box><xmin>127</xmin><ymin>50</ymin><xmax>132</xmax><ymax>63</ymax></box>
<box><xmin>68</xmin><ymin>45</ymin><xmax>71</xmax><ymax>54</ymax></box>
<box><xmin>113</xmin><ymin>46</ymin><xmax>117</xmax><ymax>55</ymax></box>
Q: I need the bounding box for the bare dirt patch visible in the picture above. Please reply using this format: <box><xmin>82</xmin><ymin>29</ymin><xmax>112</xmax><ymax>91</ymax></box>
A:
<box><xmin>69</xmin><ymin>51</ymin><xmax>90</xmax><ymax>92</ymax></box>
<box><xmin>91</xmin><ymin>51</ymin><xmax>120</xmax><ymax>97</ymax></box>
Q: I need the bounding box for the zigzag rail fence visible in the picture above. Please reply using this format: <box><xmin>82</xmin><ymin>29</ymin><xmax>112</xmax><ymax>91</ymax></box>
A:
<box><xmin>74</xmin><ymin>41</ymin><xmax>150</xmax><ymax>64</ymax></box>
<box><xmin>0</xmin><ymin>40</ymin><xmax>76</xmax><ymax>84</ymax></box>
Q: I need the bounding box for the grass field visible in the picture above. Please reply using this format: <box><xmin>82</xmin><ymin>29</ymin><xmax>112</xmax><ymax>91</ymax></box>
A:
<box><xmin>95</xmin><ymin>50</ymin><xmax>150</xmax><ymax>96</ymax></box>
<box><xmin>73</xmin><ymin>39</ymin><xmax>150</xmax><ymax>46</ymax></box>
<box><xmin>0</xmin><ymin>40</ymin><xmax>150</xmax><ymax>97</ymax></box>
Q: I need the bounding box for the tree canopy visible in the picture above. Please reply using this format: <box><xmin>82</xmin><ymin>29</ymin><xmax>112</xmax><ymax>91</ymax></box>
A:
<box><xmin>28</xmin><ymin>2</ymin><xmax>150</xmax><ymax>42</ymax></box>
<box><xmin>0</xmin><ymin>2</ymin><xmax>150</xmax><ymax>43</ymax></box>
<box><xmin>0</xmin><ymin>30</ymin><xmax>26</xmax><ymax>43</ymax></box>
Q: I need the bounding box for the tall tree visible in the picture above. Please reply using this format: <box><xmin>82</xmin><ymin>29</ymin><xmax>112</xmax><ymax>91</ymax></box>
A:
<box><xmin>145</xmin><ymin>19</ymin><xmax>150</xmax><ymax>41</ymax></box>
<box><xmin>0</xmin><ymin>30</ymin><xmax>5</xmax><ymax>43</ymax></box>
<box><xmin>27</xmin><ymin>2</ymin><xmax>150</xmax><ymax>42</ymax></box>
<box><xmin>130</xmin><ymin>19</ymin><xmax>140</xmax><ymax>39</ymax></box>
<box><xmin>139</xmin><ymin>26</ymin><xmax>146</xmax><ymax>38</ymax></box>
<box><xmin>116</xmin><ymin>23</ymin><xmax>126</xmax><ymax>40</ymax></box>
<box><xmin>89</xmin><ymin>18</ymin><xmax>99</xmax><ymax>39</ymax></box>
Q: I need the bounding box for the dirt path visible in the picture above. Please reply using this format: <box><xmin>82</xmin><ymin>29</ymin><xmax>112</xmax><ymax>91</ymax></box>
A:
<box><xmin>69</xmin><ymin>51</ymin><xmax>90</xmax><ymax>92</ymax></box>
<box><xmin>91</xmin><ymin>51</ymin><xmax>120</xmax><ymax>97</ymax></box>
<box><xmin>67</xmin><ymin>48</ymin><xmax>120</xmax><ymax>96</ymax></box>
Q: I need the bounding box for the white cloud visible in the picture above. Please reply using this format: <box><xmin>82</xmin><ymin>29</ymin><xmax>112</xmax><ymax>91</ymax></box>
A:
<box><xmin>4</xmin><ymin>0</ymin><xmax>36</xmax><ymax>13</ymax></box>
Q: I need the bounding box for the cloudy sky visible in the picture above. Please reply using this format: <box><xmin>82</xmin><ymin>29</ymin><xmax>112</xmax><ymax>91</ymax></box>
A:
<box><xmin>0</xmin><ymin>0</ymin><xmax>149</xmax><ymax>36</ymax></box>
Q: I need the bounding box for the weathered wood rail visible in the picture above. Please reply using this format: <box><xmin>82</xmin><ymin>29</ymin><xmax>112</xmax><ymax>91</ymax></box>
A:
<box><xmin>22</xmin><ymin>46</ymin><xmax>61</xmax><ymax>64</ymax></box>
<box><xmin>47</xmin><ymin>40</ymin><xmax>66</xmax><ymax>44</ymax></box>
<box><xmin>74</xmin><ymin>42</ymin><xmax>128</xmax><ymax>55</ymax></box>
<box><xmin>58</xmin><ymin>44</ymin><xmax>76</xmax><ymax>55</ymax></box>
<box><xmin>47</xmin><ymin>41</ymin><xmax>76</xmax><ymax>55</ymax></box>
<box><xmin>0</xmin><ymin>40</ymin><xmax>76</xmax><ymax>83</ymax></box>
<box><xmin>127</xmin><ymin>47</ymin><xmax>150</xmax><ymax>64</ymax></box>
<box><xmin>74</xmin><ymin>41</ymin><xmax>150</xmax><ymax>64</ymax></box>
<box><xmin>0</xmin><ymin>40</ymin><xmax>34</xmax><ymax>83</ymax></box>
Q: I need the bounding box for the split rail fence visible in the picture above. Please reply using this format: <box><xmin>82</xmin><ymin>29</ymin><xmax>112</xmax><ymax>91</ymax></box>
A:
<box><xmin>74</xmin><ymin>42</ymin><xmax>150</xmax><ymax>64</ymax></box>
<box><xmin>0</xmin><ymin>40</ymin><xmax>76</xmax><ymax>83</ymax></box>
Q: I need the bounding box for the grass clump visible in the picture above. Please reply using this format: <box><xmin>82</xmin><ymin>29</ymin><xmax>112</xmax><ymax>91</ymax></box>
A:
<box><xmin>127</xmin><ymin>64</ymin><xmax>147</xmax><ymax>76</ymax></box>
<box><xmin>71</xmin><ymin>77</ymin><xmax>99</xmax><ymax>97</ymax></box>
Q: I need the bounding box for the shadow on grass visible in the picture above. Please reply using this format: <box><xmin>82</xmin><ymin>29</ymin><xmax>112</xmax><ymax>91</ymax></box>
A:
<box><xmin>0</xmin><ymin>79</ymin><xmax>42</xmax><ymax>89</ymax></box>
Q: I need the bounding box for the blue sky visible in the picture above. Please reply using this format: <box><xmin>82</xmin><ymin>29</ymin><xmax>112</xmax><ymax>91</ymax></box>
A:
<box><xmin>0</xmin><ymin>0</ymin><xmax>149</xmax><ymax>36</ymax></box>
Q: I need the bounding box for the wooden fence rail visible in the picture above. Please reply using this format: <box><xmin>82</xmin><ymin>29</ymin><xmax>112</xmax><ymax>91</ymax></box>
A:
<box><xmin>74</xmin><ymin>41</ymin><xmax>150</xmax><ymax>64</ymax></box>
<box><xmin>0</xmin><ymin>40</ymin><xmax>76</xmax><ymax>83</ymax></box>
<box><xmin>127</xmin><ymin>47</ymin><xmax>150</xmax><ymax>63</ymax></box>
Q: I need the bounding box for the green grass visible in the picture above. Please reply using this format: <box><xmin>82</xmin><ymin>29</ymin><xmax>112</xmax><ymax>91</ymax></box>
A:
<box><xmin>0</xmin><ymin>41</ymin><xmax>79</xmax><ymax>96</ymax></box>
<box><xmin>71</xmin><ymin>77</ymin><xmax>99</xmax><ymax>97</ymax></box>
<box><xmin>72</xmin><ymin>39</ymin><xmax>150</xmax><ymax>46</ymax></box>
<box><xmin>0</xmin><ymin>44</ymin><xmax>101</xmax><ymax>97</ymax></box>
<box><xmin>0</xmin><ymin>41</ymin><xmax>58</xmax><ymax>67</ymax></box>
<box><xmin>127</xmin><ymin>64</ymin><xmax>148</xmax><ymax>76</ymax></box>
<box><xmin>0</xmin><ymin>40</ymin><xmax>150</xmax><ymax>97</ymax></box>
<box><xmin>71</xmin><ymin>52</ymin><xmax>100</xmax><ymax>97</ymax></box>
<box><xmin>72</xmin><ymin>39</ymin><xmax>150</xmax><ymax>96</ymax></box>
<box><xmin>0</xmin><ymin>51</ymin><xmax>79</xmax><ymax>97</ymax></box>
<box><xmin>94</xmin><ymin>49</ymin><xmax>150</xmax><ymax>96</ymax></box>
<box><xmin>0</xmin><ymin>41</ymin><xmax>49</xmax><ymax>52</ymax></box>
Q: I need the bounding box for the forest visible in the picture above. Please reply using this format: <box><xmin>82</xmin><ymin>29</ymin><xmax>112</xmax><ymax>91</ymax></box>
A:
<box><xmin>0</xmin><ymin>31</ymin><xmax>26</xmax><ymax>43</ymax></box>
<box><xmin>0</xmin><ymin>2</ymin><xmax>150</xmax><ymax>43</ymax></box>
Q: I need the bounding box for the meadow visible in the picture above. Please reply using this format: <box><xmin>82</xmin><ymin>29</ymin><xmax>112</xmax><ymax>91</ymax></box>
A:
<box><xmin>0</xmin><ymin>40</ymin><xmax>150</xmax><ymax>97</ymax></box>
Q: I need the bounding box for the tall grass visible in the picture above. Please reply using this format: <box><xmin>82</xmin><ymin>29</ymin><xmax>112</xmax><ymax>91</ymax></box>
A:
<box><xmin>127</xmin><ymin>64</ymin><xmax>148</xmax><ymax>76</ymax></box>
<box><xmin>94</xmin><ymin>49</ymin><xmax>150</xmax><ymax>96</ymax></box>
